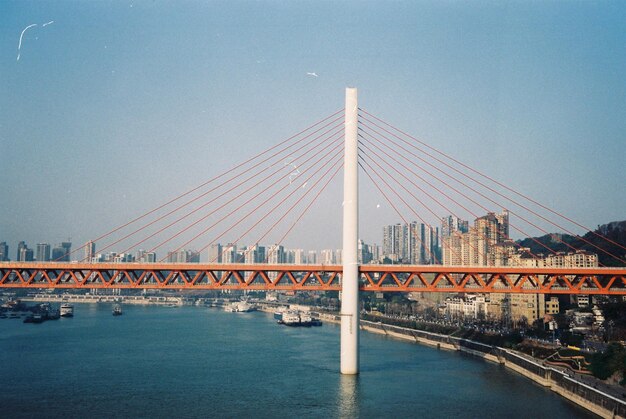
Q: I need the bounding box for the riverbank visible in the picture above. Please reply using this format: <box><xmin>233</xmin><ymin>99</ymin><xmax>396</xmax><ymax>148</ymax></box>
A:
<box><xmin>314</xmin><ymin>312</ymin><xmax>624</xmax><ymax>419</ymax></box>
<box><xmin>13</xmin><ymin>297</ymin><xmax>624</xmax><ymax>417</ymax></box>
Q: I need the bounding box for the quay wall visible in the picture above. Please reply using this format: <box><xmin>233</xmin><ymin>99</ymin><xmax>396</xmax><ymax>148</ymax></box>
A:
<box><xmin>316</xmin><ymin>313</ymin><xmax>625</xmax><ymax>419</ymax></box>
<box><xmin>16</xmin><ymin>299</ymin><xmax>624</xmax><ymax>418</ymax></box>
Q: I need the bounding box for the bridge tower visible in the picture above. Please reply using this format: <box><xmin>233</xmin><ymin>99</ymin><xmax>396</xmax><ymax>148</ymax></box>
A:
<box><xmin>341</xmin><ymin>87</ymin><xmax>359</xmax><ymax>375</ymax></box>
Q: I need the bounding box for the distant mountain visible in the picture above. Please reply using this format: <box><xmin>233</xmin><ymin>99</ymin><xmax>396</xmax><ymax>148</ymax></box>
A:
<box><xmin>516</xmin><ymin>220</ymin><xmax>626</xmax><ymax>267</ymax></box>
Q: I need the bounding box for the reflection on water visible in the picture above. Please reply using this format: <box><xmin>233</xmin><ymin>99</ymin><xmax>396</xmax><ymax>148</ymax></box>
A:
<box><xmin>338</xmin><ymin>375</ymin><xmax>359</xmax><ymax>418</ymax></box>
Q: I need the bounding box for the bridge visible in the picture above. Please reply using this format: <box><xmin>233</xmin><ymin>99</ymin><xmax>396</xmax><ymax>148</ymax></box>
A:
<box><xmin>2</xmin><ymin>88</ymin><xmax>625</xmax><ymax>375</ymax></box>
<box><xmin>1</xmin><ymin>262</ymin><xmax>625</xmax><ymax>295</ymax></box>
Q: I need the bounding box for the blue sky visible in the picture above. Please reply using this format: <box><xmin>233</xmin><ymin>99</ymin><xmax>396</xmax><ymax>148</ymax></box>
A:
<box><xmin>1</xmin><ymin>1</ymin><xmax>624</xmax><ymax>257</ymax></box>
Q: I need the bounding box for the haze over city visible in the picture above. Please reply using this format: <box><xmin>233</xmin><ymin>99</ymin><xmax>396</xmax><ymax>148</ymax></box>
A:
<box><xmin>1</xmin><ymin>1</ymin><xmax>624</xmax><ymax>254</ymax></box>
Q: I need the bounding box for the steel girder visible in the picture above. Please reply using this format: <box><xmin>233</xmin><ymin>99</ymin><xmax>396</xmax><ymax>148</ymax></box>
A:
<box><xmin>0</xmin><ymin>263</ymin><xmax>625</xmax><ymax>294</ymax></box>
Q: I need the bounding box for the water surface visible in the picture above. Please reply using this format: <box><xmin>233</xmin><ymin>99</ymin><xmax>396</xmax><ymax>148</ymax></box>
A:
<box><xmin>0</xmin><ymin>304</ymin><xmax>592</xmax><ymax>418</ymax></box>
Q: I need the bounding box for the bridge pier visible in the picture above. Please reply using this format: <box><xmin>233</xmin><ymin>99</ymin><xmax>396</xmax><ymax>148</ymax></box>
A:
<box><xmin>341</xmin><ymin>87</ymin><xmax>359</xmax><ymax>375</ymax></box>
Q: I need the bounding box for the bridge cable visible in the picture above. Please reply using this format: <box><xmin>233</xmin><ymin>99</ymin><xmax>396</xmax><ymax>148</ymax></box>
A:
<box><xmin>360</xmin><ymin>122</ymin><xmax>602</xmax><ymax>265</ymax></box>
<box><xmin>359</xmin><ymin>135</ymin><xmax>540</xmax><ymax>264</ymax></box>
<box><xmin>360</xmin><ymin>108</ymin><xmax>626</xmax><ymax>254</ymax></box>
<box><xmin>261</xmin><ymin>161</ymin><xmax>344</xmax><ymax>265</ymax></box>
<box><xmin>359</xmin><ymin>116</ymin><xmax>623</xmax><ymax>265</ymax></box>
<box><xmin>359</xmin><ymin>148</ymin><xmax>461</xmax><ymax>264</ymax></box>
<box><xmin>358</xmin><ymin>158</ymin><xmax>453</xmax><ymax>265</ymax></box>
<box><xmin>61</xmin><ymin>109</ymin><xmax>344</xmax><ymax>262</ymax></box>
<box><xmin>112</xmin><ymin>126</ymin><xmax>344</xmax><ymax>258</ymax></box>
<box><xmin>359</xmin><ymin>111</ymin><xmax>625</xmax><ymax>264</ymax></box>
<box><xmin>359</xmin><ymin>131</ymin><xmax>544</xmax><ymax>263</ymax></box>
<box><xmin>217</xmin><ymin>154</ymin><xmax>343</xmax><ymax>263</ymax></box>
<box><xmin>194</xmin><ymin>146</ymin><xmax>345</xmax><ymax>261</ymax></box>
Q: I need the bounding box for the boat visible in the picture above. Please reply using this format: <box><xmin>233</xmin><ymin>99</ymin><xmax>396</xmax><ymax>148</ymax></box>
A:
<box><xmin>235</xmin><ymin>301</ymin><xmax>256</xmax><ymax>312</ymax></box>
<box><xmin>60</xmin><ymin>303</ymin><xmax>74</xmax><ymax>317</ymax></box>
<box><xmin>225</xmin><ymin>301</ymin><xmax>256</xmax><ymax>313</ymax></box>
<box><xmin>112</xmin><ymin>304</ymin><xmax>123</xmax><ymax>316</ymax></box>
<box><xmin>273</xmin><ymin>310</ymin><xmax>284</xmax><ymax>321</ymax></box>
<box><xmin>47</xmin><ymin>309</ymin><xmax>60</xmax><ymax>320</ymax></box>
<box><xmin>281</xmin><ymin>311</ymin><xmax>301</xmax><ymax>326</ymax></box>
<box><xmin>310</xmin><ymin>318</ymin><xmax>323</xmax><ymax>326</ymax></box>
<box><xmin>299</xmin><ymin>312</ymin><xmax>313</xmax><ymax>327</ymax></box>
<box><xmin>24</xmin><ymin>314</ymin><xmax>44</xmax><ymax>324</ymax></box>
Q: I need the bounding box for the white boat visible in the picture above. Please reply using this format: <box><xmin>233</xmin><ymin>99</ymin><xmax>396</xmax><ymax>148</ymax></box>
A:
<box><xmin>281</xmin><ymin>311</ymin><xmax>301</xmax><ymax>326</ymax></box>
<box><xmin>225</xmin><ymin>301</ymin><xmax>256</xmax><ymax>313</ymax></box>
<box><xmin>60</xmin><ymin>303</ymin><xmax>74</xmax><ymax>317</ymax></box>
<box><xmin>299</xmin><ymin>312</ymin><xmax>313</xmax><ymax>327</ymax></box>
<box><xmin>112</xmin><ymin>304</ymin><xmax>123</xmax><ymax>316</ymax></box>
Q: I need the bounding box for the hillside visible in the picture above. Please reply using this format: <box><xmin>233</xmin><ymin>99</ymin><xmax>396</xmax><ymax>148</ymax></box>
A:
<box><xmin>517</xmin><ymin>220</ymin><xmax>626</xmax><ymax>267</ymax></box>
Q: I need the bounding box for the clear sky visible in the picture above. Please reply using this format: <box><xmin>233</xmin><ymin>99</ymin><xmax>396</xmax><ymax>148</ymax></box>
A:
<box><xmin>1</xmin><ymin>1</ymin><xmax>624</xmax><ymax>257</ymax></box>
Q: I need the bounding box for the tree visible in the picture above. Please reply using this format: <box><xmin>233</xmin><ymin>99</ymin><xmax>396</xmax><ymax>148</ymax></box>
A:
<box><xmin>590</xmin><ymin>343</ymin><xmax>626</xmax><ymax>383</ymax></box>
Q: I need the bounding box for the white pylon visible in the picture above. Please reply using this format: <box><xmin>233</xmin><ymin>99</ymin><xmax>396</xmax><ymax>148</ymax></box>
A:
<box><xmin>340</xmin><ymin>87</ymin><xmax>359</xmax><ymax>375</ymax></box>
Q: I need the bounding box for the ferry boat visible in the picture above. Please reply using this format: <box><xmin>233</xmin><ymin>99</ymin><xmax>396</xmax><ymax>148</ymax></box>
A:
<box><xmin>60</xmin><ymin>303</ymin><xmax>74</xmax><ymax>317</ymax></box>
<box><xmin>225</xmin><ymin>301</ymin><xmax>256</xmax><ymax>313</ymax></box>
<box><xmin>112</xmin><ymin>304</ymin><xmax>123</xmax><ymax>316</ymax></box>
<box><xmin>276</xmin><ymin>310</ymin><xmax>322</xmax><ymax>327</ymax></box>
<box><xmin>299</xmin><ymin>312</ymin><xmax>313</xmax><ymax>327</ymax></box>
<box><xmin>281</xmin><ymin>311</ymin><xmax>301</xmax><ymax>326</ymax></box>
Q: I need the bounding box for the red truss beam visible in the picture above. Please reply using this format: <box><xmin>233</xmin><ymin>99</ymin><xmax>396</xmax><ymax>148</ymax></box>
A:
<box><xmin>359</xmin><ymin>265</ymin><xmax>626</xmax><ymax>295</ymax></box>
<box><xmin>0</xmin><ymin>263</ymin><xmax>625</xmax><ymax>294</ymax></box>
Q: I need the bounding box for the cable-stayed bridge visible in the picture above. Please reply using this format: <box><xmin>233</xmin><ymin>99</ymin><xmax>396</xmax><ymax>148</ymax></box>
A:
<box><xmin>2</xmin><ymin>89</ymin><xmax>624</xmax><ymax>293</ymax></box>
<box><xmin>2</xmin><ymin>88</ymin><xmax>625</xmax><ymax>373</ymax></box>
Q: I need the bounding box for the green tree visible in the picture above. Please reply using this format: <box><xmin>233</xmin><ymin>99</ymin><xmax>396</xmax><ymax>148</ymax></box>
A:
<box><xmin>590</xmin><ymin>343</ymin><xmax>626</xmax><ymax>383</ymax></box>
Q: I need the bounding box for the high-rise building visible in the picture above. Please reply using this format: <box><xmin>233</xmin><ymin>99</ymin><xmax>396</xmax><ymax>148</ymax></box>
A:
<box><xmin>84</xmin><ymin>241</ymin><xmax>96</xmax><ymax>261</ymax></box>
<box><xmin>267</xmin><ymin>244</ymin><xmax>285</xmax><ymax>264</ymax></box>
<box><xmin>371</xmin><ymin>245</ymin><xmax>382</xmax><ymax>263</ymax></box>
<box><xmin>320</xmin><ymin>249</ymin><xmax>336</xmax><ymax>264</ymax></box>
<box><xmin>51</xmin><ymin>241</ymin><xmax>72</xmax><ymax>262</ymax></box>
<box><xmin>36</xmin><ymin>243</ymin><xmax>51</xmax><ymax>262</ymax></box>
<box><xmin>135</xmin><ymin>249</ymin><xmax>156</xmax><ymax>263</ymax></box>
<box><xmin>408</xmin><ymin>222</ymin><xmax>440</xmax><ymax>265</ymax></box>
<box><xmin>382</xmin><ymin>225</ymin><xmax>396</xmax><ymax>260</ymax></box>
<box><xmin>18</xmin><ymin>246</ymin><xmax>34</xmax><ymax>262</ymax></box>
<box><xmin>0</xmin><ymin>242</ymin><xmax>9</xmax><ymax>261</ymax></box>
<box><xmin>442</xmin><ymin>210</ymin><xmax>509</xmax><ymax>266</ymax></box>
<box><xmin>222</xmin><ymin>244</ymin><xmax>237</xmax><ymax>264</ymax></box>
<box><xmin>384</xmin><ymin>222</ymin><xmax>440</xmax><ymax>265</ymax></box>
<box><xmin>167</xmin><ymin>249</ymin><xmax>199</xmax><ymax>263</ymax></box>
<box><xmin>358</xmin><ymin>240</ymin><xmax>373</xmax><ymax>264</ymax></box>
<box><xmin>208</xmin><ymin>243</ymin><xmax>223</xmax><ymax>263</ymax></box>
<box><xmin>441</xmin><ymin>215</ymin><xmax>469</xmax><ymax>237</ymax></box>
<box><xmin>382</xmin><ymin>223</ymin><xmax>408</xmax><ymax>262</ymax></box>
<box><xmin>17</xmin><ymin>241</ymin><xmax>27</xmax><ymax>261</ymax></box>
<box><xmin>244</xmin><ymin>244</ymin><xmax>258</xmax><ymax>264</ymax></box>
<box><xmin>256</xmin><ymin>245</ymin><xmax>266</xmax><ymax>263</ymax></box>
<box><xmin>292</xmin><ymin>249</ymin><xmax>305</xmax><ymax>264</ymax></box>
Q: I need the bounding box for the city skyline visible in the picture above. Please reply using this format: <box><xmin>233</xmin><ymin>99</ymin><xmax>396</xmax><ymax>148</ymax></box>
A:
<box><xmin>2</xmin><ymin>1</ymin><xmax>624</xmax><ymax>254</ymax></box>
<box><xmin>0</xmin><ymin>207</ymin><xmax>605</xmax><ymax>265</ymax></box>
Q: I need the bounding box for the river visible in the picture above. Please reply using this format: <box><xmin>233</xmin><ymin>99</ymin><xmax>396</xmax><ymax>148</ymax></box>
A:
<box><xmin>0</xmin><ymin>304</ymin><xmax>593</xmax><ymax>418</ymax></box>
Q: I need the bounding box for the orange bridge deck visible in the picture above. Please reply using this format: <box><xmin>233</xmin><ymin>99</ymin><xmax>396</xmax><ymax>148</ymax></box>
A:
<box><xmin>1</xmin><ymin>263</ymin><xmax>625</xmax><ymax>294</ymax></box>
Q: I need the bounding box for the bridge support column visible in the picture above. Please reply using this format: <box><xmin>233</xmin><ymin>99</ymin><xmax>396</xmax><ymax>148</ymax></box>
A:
<box><xmin>341</xmin><ymin>87</ymin><xmax>359</xmax><ymax>375</ymax></box>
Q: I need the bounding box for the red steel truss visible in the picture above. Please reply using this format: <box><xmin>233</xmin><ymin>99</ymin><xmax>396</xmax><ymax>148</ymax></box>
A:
<box><xmin>1</xmin><ymin>262</ymin><xmax>625</xmax><ymax>294</ymax></box>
